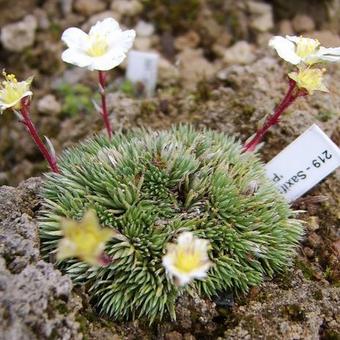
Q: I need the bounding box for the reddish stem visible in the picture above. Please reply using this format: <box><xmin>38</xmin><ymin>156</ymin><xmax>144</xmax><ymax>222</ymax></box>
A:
<box><xmin>20</xmin><ymin>98</ymin><xmax>59</xmax><ymax>173</ymax></box>
<box><xmin>243</xmin><ymin>80</ymin><xmax>307</xmax><ymax>152</ymax></box>
<box><xmin>98</xmin><ymin>71</ymin><xmax>112</xmax><ymax>139</ymax></box>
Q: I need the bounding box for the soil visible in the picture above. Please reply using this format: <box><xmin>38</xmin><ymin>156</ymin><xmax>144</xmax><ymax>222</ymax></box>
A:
<box><xmin>0</xmin><ymin>0</ymin><xmax>339</xmax><ymax>339</ymax></box>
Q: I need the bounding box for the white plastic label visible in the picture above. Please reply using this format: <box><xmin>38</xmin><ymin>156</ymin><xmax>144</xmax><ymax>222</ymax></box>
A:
<box><xmin>126</xmin><ymin>50</ymin><xmax>159</xmax><ymax>97</ymax></box>
<box><xmin>265</xmin><ymin>124</ymin><xmax>340</xmax><ymax>202</ymax></box>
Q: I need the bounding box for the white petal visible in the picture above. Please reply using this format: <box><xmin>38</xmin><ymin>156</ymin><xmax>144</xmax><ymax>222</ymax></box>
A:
<box><xmin>319</xmin><ymin>47</ymin><xmax>340</xmax><ymax>55</ymax></box>
<box><xmin>106</xmin><ymin>29</ymin><xmax>136</xmax><ymax>54</ymax></box>
<box><xmin>317</xmin><ymin>55</ymin><xmax>340</xmax><ymax>62</ymax></box>
<box><xmin>193</xmin><ymin>238</ymin><xmax>209</xmax><ymax>252</ymax></box>
<box><xmin>176</xmin><ymin>275</ymin><xmax>192</xmax><ymax>286</ymax></box>
<box><xmin>177</xmin><ymin>232</ymin><xmax>194</xmax><ymax>245</ymax></box>
<box><xmin>269</xmin><ymin>36</ymin><xmax>301</xmax><ymax>65</ymax></box>
<box><xmin>162</xmin><ymin>254</ymin><xmax>174</xmax><ymax>269</ymax></box>
<box><xmin>188</xmin><ymin>267</ymin><xmax>209</xmax><ymax>279</ymax></box>
<box><xmin>89</xmin><ymin>51</ymin><xmax>126</xmax><ymax>71</ymax></box>
<box><xmin>317</xmin><ymin>47</ymin><xmax>340</xmax><ymax>62</ymax></box>
<box><xmin>0</xmin><ymin>102</ymin><xmax>12</xmax><ymax>111</ymax></box>
<box><xmin>285</xmin><ymin>35</ymin><xmax>300</xmax><ymax>43</ymax></box>
<box><xmin>89</xmin><ymin>18</ymin><xmax>120</xmax><ymax>36</ymax></box>
<box><xmin>61</xmin><ymin>27</ymin><xmax>89</xmax><ymax>50</ymax></box>
<box><xmin>61</xmin><ymin>49</ymin><xmax>93</xmax><ymax>68</ymax></box>
<box><xmin>117</xmin><ymin>30</ymin><xmax>136</xmax><ymax>52</ymax></box>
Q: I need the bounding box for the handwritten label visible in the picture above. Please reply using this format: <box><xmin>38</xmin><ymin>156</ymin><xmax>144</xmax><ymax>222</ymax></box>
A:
<box><xmin>265</xmin><ymin>124</ymin><xmax>340</xmax><ymax>202</ymax></box>
<box><xmin>126</xmin><ymin>50</ymin><xmax>159</xmax><ymax>97</ymax></box>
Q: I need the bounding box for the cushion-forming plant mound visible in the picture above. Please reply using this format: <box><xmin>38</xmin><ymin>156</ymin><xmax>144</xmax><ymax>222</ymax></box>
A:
<box><xmin>39</xmin><ymin>126</ymin><xmax>303</xmax><ymax>322</ymax></box>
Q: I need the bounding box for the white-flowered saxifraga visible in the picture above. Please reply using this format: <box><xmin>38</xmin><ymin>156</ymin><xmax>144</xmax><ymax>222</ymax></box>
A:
<box><xmin>269</xmin><ymin>35</ymin><xmax>340</xmax><ymax>66</ymax></box>
<box><xmin>162</xmin><ymin>232</ymin><xmax>212</xmax><ymax>286</ymax></box>
<box><xmin>57</xmin><ymin>210</ymin><xmax>113</xmax><ymax>266</ymax></box>
<box><xmin>0</xmin><ymin>72</ymin><xmax>32</xmax><ymax>113</ymax></box>
<box><xmin>61</xmin><ymin>18</ymin><xmax>136</xmax><ymax>71</ymax></box>
<box><xmin>288</xmin><ymin>68</ymin><xmax>328</xmax><ymax>95</ymax></box>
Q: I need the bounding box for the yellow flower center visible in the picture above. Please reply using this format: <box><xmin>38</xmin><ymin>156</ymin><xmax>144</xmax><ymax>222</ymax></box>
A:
<box><xmin>289</xmin><ymin>68</ymin><xmax>327</xmax><ymax>94</ymax></box>
<box><xmin>68</xmin><ymin>227</ymin><xmax>102</xmax><ymax>256</ymax></box>
<box><xmin>58</xmin><ymin>210</ymin><xmax>113</xmax><ymax>265</ymax></box>
<box><xmin>175</xmin><ymin>248</ymin><xmax>201</xmax><ymax>273</ymax></box>
<box><xmin>297</xmin><ymin>69</ymin><xmax>322</xmax><ymax>88</ymax></box>
<box><xmin>87</xmin><ymin>34</ymin><xmax>109</xmax><ymax>57</ymax></box>
<box><xmin>295</xmin><ymin>37</ymin><xmax>320</xmax><ymax>59</ymax></box>
<box><xmin>0</xmin><ymin>72</ymin><xmax>31</xmax><ymax>109</ymax></box>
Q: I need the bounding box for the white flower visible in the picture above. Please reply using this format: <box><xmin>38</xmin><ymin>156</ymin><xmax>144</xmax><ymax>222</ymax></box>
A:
<box><xmin>0</xmin><ymin>72</ymin><xmax>33</xmax><ymax>113</ymax></box>
<box><xmin>61</xmin><ymin>18</ymin><xmax>136</xmax><ymax>71</ymax></box>
<box><xmin>162</xmin><ymin>232</ymin><xmax>212</xmax><ymax>286</ymax></box>
<box><xmin>289</xmin><ymin>68</ymin><xmax>328</xmax><ymax>95</ymax></box>
<box><xmin>269</xmin><ymin>35</ymin><xmax>340</xmax><ymax>66</ymax></box>
<box><xmin>57</xmin><ymin>210</ymin><xmax>113</xmax><ymax>266</ymax></box>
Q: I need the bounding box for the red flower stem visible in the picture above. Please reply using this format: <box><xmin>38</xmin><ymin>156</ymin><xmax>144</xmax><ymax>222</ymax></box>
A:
<box><xmin>243</xmin><ymin>80</ymin><xmax>306</xmax><ymax>152</ymax></box>
<box><xmin>98</xmin><ymin>71</ymin><xmax>112</xmax><ymax>139</ymax></box>
<box><xmin>20</xmin><ymin>98</ymin><xmax>59</xmax><ymax>173</ymax></box>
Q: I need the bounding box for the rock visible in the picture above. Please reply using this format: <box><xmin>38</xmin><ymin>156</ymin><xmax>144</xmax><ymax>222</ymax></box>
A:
<box><xmin>292</xmin><ymin>14</ymin><xmax>315</xmax><ymax>33</ymax></box>
<box><xmin>333</xmin><ymin>239</ymin><xmax>340</xmax><ymax>257</ymax></box>
<box><xmin>174</xmin><ymin>31</ymin><xmax>200</xmax><ymax>51</ymax></box>
<box><xmin>183</xmin><ymin>334</ymin><xmax>196</xmax><ymax>340</ymax></box>
<box><xmin>223</xmin><ymin>269</ymin><xmax>340</xmax><ymax>339</ymax></box>
<box><xmin>303</xmin><ymin>247</ymin><xmax>314</xmax><ymax>258</ymax></box>
<box><xmin>213</xmin><ymin>44</ymin><xmax>227</xmax><ymax>58</ymax></box>
<box><xmin>175</xmin><ymin>294</ymin><xmax>217</xmax><ymax>334</ymax></box>
<box><xmin>37</xmin><ymin>95</ymin><xmax>62</xmax><ymax>115</ymax></box>
<box><xmin>177</xmin><ymin>48</ymin><xmax>216</xmax><ymax>90</ymax></box>
<box><xmin>308</xmin><ymin>232</ymin><xmax>322</xmax><ymax>248</ymax></box>
<box><xmin>256</xmin><ymin>32</ymin><xmax>272</xmax><ymax>47</ymax></box>
<box><xmin>306</xmin><ymin>216</ymin><xmax>320</xmax><ymax>232</ymax></box>
<box><xmin>247</xmin><ymin>1</ymin><xmax>272</xmax><ymax>15</ymax></box>
<box><xmin>135</xmin><ymin>20</ymin><xmax>155</xmax><ymax>37</ymax></box>
<box><xmin>251</xmin><ymin>12</ymin><xmax>274</xmax><ymax>32</ymax></box>
<box><xmin>0</xmin><ymin>177</ymin><xmax>42</xmax><ymax>221</ymax></box>
<box><xmin>0</xmin><ymin>0</ymin><xmax>36</xmax><ymax>26</ymax></box>
<box><xmin>0</xmin><ymin>15</ymin><xmax>37</xmax><ymax>52</ymax></box>
<box><xmin>216</xmin><ymin>31</ymin><xmax>232</xmax><ymax>47</ymax></box>
<box><xmin>165</xmin><ymin>331</ymin><xmax>183</xmax><ymax>340</ymax></box>
<box><xmin>82</xmin><ymin>10</ymin><xmax>121</xmax><ymax>31</ymax></box>
<box><xmin>223</xmin><ymin>41</ymin><xmax>256</xmax><ymax>65</ymax></box>
<box><xmin>74</xmin><ymin>0</ymin><xmax>106</xmax><ymax>16</ymax></box>
<box><xmin>0</xmin><ymin>173</ymin><xmax>8</xmax><ymax>186</ymax></box>
<box><xmin>134</xmin><ymin>36</ymin><xmax>152</xmax><ymax>51</ymax></box>
<box><xmin>158</xmin><ymin>57</ymin><xmax>180</xmax><ymax>86</ymax></box>
<box><xmin>0</xmin><ymin>260</ymin><xmax>80</xmax><ymax>340</ymax></box>
<box><xmin>308</xmin><ymin>30</ymin><xmax>340</xmax><ymax>47</ymax></box>
<box><xmin>248</xmin><ymin>1</ymin><xmax>274</xmax><ymax>32</ymax></box>
<box><xmin>278</xmin><ymin>19</ymin><xmax>294</xmax><ymax>36</ymax></box>
<box><xmin>60</xmin><ymin>0</ymin><xmax>74</xmax><ymax>16</ymax></box>
<box><xmin>110</xmin><ymin>0</ymin><xmax>143</xmax><ymax>17</ymax></box>
<box><xmin>52</xmin><ymin>68</ymin><xmax>88</xmax><ymax>89</ymax></box>
<box><xmin>0</xmin><ymin>178</ymin><xmax>82</xmax><ymax>339</ymax></box>
<box><xmin>33</xmin><ymin>8</ymin><xmax>50</xmax><ymax>30</ymax></box>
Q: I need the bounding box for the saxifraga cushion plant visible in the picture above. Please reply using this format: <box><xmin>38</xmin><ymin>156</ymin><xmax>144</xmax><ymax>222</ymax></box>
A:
<box><xmin>39</xmin><ymin>125</ymin><xmax>303</xmax><ymax>322</ymax></box>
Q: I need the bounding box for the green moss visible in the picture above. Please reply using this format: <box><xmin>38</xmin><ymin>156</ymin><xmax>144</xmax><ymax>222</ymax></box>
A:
<box><xmin>57</xmin><ymin>83</ymin><xmax>98</xmax><ymax>117</ymax></box>
<box><xmin>295</xmin><ymin>258</ymin><xmax>317</xmax><ymax>280</ymax></box>
<box><xmin>195</xmin><ymin>80</ymin><xmax>212</xmax><ymax>102</ymax></box>
<box><xmin>76</xmin><ymin>315</ymin><xmax>90</xmax><ymax>338</ymax></box>
<box><xmin>316</xmin><ymin>111</ymin><xmax>336</xmax><ymax>122</ymax></box>
<box><xmin>140</xmin><ymin>100</ymin><xmax>158</xmax><ymax>116</ymax></box>
<box><xmin>39</xmin><ymin>126</ymin><xmax>303</xmax><ymax>322</ymax></box>
<box><xmin>283</xmin><ymin>304</ymin><xmax>306</xmax><ymax>322</ymax></box>
<box><xmin>120</xmin><ymin>80</ymin><xmax>135</xmax><ymax>97</ymax></box>
<box><xmin>55</xmin><ymin>302</ymin><xmax>69</xmax><ymax>315</ymax></box>
<box><xmin>312</xmin><ymin>289</ymin><xmax>323</xmax><ymax>301</ymax></box>
<box><xmin>142</xmin><ymin>0</ymin><xmax>201</xmax><ymax>33</ymax></box>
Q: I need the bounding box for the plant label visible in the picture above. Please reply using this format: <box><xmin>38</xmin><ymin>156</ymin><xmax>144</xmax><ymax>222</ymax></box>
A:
<box><xmin>265</xmin><ymin>124</ymin><xmax>340</xmax><ymax>202</ymax></box>
<box><xmin>126</xmin><ymin>50</ymin><xmax>159</xmax><ymax>97</ymax></box>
